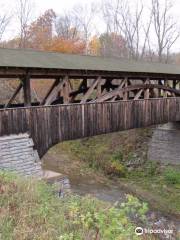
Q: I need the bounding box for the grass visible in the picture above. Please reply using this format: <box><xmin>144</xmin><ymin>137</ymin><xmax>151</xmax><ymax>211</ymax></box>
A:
<box><xmin>50</xmin><ymin>128</ymin><xmax>180</xmax><ymax>217</ymax></box>
<box><xmin>163</xmin><ymin>167</ymin><xmax>180</xmax><ymax>185</ymax></box>
<box><xmin>0</xmin><ymin>170</ymin><xmax>152</xmax><ymax>240</ymax></box>
<box><xmin>125</xmin><ymin>167</ymin><xmax>180</xmax><ymax>216</ymax></box>
<box><xmin>52</xmin><ymin>128</ymin><xmax>152</xmax><ymax>174</ymax></box>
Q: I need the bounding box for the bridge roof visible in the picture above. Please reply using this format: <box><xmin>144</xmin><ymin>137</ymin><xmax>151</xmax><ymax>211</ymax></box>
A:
<box><xmin>0</xmin><ymin>48</ymin><xmax>180</xmax><ymax>76</ymax></box>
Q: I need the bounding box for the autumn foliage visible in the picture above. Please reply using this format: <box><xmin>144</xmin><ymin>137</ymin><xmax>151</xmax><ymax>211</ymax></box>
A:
<box><xmin>26</xmin><ymin>9</ymin><xmax>56</xmax><ymax>50</ymax></box>
<box><xmin>2</xmin><ymin>8</ymin><xmax>128</xmax><ymax>57</ymax></box>
<box><xmin>48</xmin><ymin>37</ymin><xmax>85</xmax><ymax>54</ymax></box>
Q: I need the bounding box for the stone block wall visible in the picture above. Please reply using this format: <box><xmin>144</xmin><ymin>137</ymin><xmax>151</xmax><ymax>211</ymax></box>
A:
<box><xmin>148</xmin><ymin>122</ymin><xmax>180</xmax><ymax>165</ymax></box>
<box><xmin>0</xmin><ymin>133</ymin><xmax>42</xmax><ymax>177</ymax></box>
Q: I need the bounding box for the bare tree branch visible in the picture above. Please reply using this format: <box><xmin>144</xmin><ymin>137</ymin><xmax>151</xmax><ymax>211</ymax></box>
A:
<box><xmin>72</xmin><ymin>3</ymin><xmax>98</xmax><ymax>54</ymax></box>
<box><xmin>151</xmin><ymin>0</ymin><xmax>180</xmax><ymax>62</ymax></box>
<box><xmin>0</xmin><ymin>5</ymin><xmax>11</xmax><ymax>41</ymax></box>
<box><xmin>15</xmin><ymin>0</ymin><xmax>34</xmax><ymax>48</ymax></box>
<box><xmin>102</xmin><ymin>0</ymin><xmax>152</xmax><ymax>60</ymax></box>
<box><xmin>55</xmin><ymin>12</ymin><xmax>81</xmax><ymax>41</ymax></box>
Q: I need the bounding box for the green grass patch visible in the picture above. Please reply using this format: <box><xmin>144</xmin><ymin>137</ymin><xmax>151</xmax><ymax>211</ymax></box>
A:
<box><xmin>53</xmin><ymin>129</ymin><xmax>152</xmax><ymax>176</ymax></box>
<box><xmin>49</xmin><ymin>129</ymin><xmax>180</xmax><ymax>217</ymax></box>
<box><xmin>126</xmin><ymin>165</ymin><xmax>180</xmax><ymax>216</ymax></box>
<box><xmin>0</xmin><ymin>171</ymin><xmax>151</xmax><ymax>240</ymax></box>
<box><xmin>163</xmin><ymin>167</ymin><xmax>180</xmax><ymax>185</ymax></box>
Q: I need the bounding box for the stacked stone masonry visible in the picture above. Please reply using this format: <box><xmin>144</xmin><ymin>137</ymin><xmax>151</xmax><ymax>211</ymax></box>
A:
<box><xmin>148</xmin><ymin>122</ymin><xmax>180</xmax><ymax>165</ymax></box>
<box><xmin>0</xmin><ymin>133</ymin><xmax>42</xmax><ymax>177</ymax></box>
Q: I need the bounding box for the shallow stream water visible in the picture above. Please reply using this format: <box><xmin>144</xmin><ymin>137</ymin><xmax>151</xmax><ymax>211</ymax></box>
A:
<box><xmin>43</xmin><ymin>152</ymin><xmax>180</xmax><ymax>240</ymax></box>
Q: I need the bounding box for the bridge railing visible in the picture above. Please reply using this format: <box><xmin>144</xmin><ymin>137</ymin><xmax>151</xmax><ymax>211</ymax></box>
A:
<box><xmin>0</xmin><ymin>98</ymin><xmax>180</xmax><ymax>157</ymax></box>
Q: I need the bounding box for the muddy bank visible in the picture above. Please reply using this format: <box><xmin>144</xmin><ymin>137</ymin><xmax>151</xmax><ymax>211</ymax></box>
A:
<box><xmin>42</xmin><ymin>150</ymin><xmax>180</xmax><ymax>239</ymax></box>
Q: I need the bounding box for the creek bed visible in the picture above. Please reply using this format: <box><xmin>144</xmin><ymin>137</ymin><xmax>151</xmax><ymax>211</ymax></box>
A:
<box><xmin>43</xmin><ymin>167</ymin><xmax>180</xmax><ymax>240</ymax></box>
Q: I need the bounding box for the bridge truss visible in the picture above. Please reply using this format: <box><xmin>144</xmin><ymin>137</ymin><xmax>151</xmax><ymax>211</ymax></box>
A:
<box><xmin>2</xmin><ymin>74</ymin><xmax>180</xmax><ymax>108</ymax></box>
<box><xmin>1</xmin><ymin>49</ymin><xmax>180</xmax><ymax>156</ymax></box>
<box><xmin>1</xmin><ymin>48</ymin><xmax>180</xmax><ymax>107</ymax></box>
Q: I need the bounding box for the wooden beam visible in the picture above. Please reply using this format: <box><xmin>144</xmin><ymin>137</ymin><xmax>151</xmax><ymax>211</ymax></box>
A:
<box><xmin>32</xmin><ymin>86</ymin><xmax>41</xmax><ymax>103</ymax></box>
<box><xmin>44</xmin><ymin>76</ymin><xmax>68</xmax><ymax>105</ymax></box>
<box><xmin>123</xmin><ymin>77</ymin><xmax>128</xmax><ymax>100</ymax></box>
<box><xmin>22</xmin><ymin>72</ymin><xmax>31</xmax><ymax>107</ymax></box>
<box><xmin>95</xmin><ymin>79</ymin><xmax>125</xmax><ymax>102</ymax></box>
<box><xmin>1</xmin><ymin>67</ymin><xmax>180</xmax><ymax>80</ymax></box>
<box><xmin>81</xmin><ymin>77</ymin><xmax>101</xmax><ymax>103</ymax></box>
<box><xmin>41</xmin><ymin>78</ymin><xmax>60</xmax><ymax>105</ymax></box>
<box><xmin>144</xmin><ymin>89</ymin><xmax>150</xmax><ymax>99</ymax></box>
<box><xmin>102</xmin><ymin>79</ymin><xmax>114</xmax><ymax>92</ymax></box>
<box><xmin>144</xmin><ymin>78</ymin><xmax>150</xmax><ymax>99</ymax></box>
<box><xmin>97</xmin><ymin>79</ymin><xmax>102</xmax><ymax>97</ymax></box>
<box><xmin>111</xmin><ymin>79</ymin><xmax>126</xmax><ymax>101</ymax></box>
<box><xmin>96</xmin><ymin>83</ymin><xmax>180</xmax><ymax>102</ymax></box>
<box><xmin>5</xmin><ymin>82</ymin><xmax>23</xmax><ymax>108</ymax></box>
<box><xmin>153</xmin><ymin>88</ymin><xmax>159</xmax><ymax>98</ymax></box>
<box><xmin>134</xmin><ymin>89</ymin><xmax>143</xmax><ymax>100</ymax></box>
<box><xmin>117</xmin><ymin>79</ymin><xmax>126</xmax><ymax>99</ymax></box>
<box><xmin>135</xmin><ymin>78</ymin><xmax>150</xmax><ymax>100</ymax></box>
<box><xmin>69</xmin><ymin>79</ymin><xmax>88</xmax><ymax>102</ymax></box>
<box><xmin>173</xmin><ymin>80</ymin><xmax>176</xmax><ymax>89</ymax></box>
<box><xmin>158</xmin><ymin>79</ymin><xmax>162</xmax><ymax>96</ymax></box>
<box><xmin>70</xmin><ymin>87</ymin><xmax>89</xmax><ymax>97</ymax></box>
<box><xmin>164</xmin><ymin>78</ymin><xmax>168</xmax><ymax>98</ymax></box>
<box><xmin>63</xmin><ymin>79</ymin><xmax>71</xmax><ymax>104</ymax></box>
<box><xmin>81</xmin><ymin>78</ymin><xmax>88</xmax><ymax>89</ymax></box>
<box><xmin>176</xmin><ymin>80</ymin><xmax>180</xmax><ymax>88</ymax></box>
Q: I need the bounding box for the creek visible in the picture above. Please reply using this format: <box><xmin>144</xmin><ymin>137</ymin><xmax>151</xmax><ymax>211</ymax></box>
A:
<box><xmin>43</xmin><ymin>151</ymin><xmax>179</xmax><ymax>240</ymax></box>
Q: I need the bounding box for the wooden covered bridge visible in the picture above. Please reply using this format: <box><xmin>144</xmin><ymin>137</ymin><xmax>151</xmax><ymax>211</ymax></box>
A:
<box><xmin>0</xmin><ymin>48</ymin><xmax>180</xmax><ymax>157</ymax></box>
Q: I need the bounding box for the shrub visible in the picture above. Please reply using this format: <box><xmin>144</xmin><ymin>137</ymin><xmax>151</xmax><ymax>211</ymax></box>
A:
<box><xmin>163</xmin><ymin>168</ymin><xmax>180</xmax><ymax>185</ymax></box>
<box><xmin>119</xmin><ymin>194</ymin><xmax>149</xmax><ymax>224</ymax></box>
<box><xmin>105</xmin><ymin>161</ymin><xmax>127</xmax><ymax>177</ymax></box>
<box><xmin>0</xmin><ymin>171</ymin><xmax>149</xmax><ymax>240</ymax></box>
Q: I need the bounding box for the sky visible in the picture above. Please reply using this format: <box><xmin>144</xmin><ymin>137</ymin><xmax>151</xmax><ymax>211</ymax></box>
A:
<box><xmin>1</xmin><ymin>0</ymin><xmax>180</xmax><ymax>52</ymax></box>
<box><xmin>1</xmin><ymin>0</ymin><xmax>102</xmax><ymax>40</ymax></box>
<box><xmin>36</xmin><ymin>0</ymin><xmax>97</xmax><ymax>14</ymax></box>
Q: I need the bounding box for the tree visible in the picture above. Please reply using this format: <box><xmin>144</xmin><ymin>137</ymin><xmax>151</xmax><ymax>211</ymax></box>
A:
<box><xmin>151</xmin><ymin>0</ymin><xmax>180</xmax><ymax>63</ymax></box>
<box><xmin>0</xmin><ymin>4</ymin><xmax>11</xmax><ymax>41</ymax></box>
<box><xmin>53</xmin><ymin>11</ymin><xmax>86</xmax><ymax>54</ymax></box>
<box><xmin>99</xmin><ymin>33</ymin><xmax>127</xmax><ymax>57</ymax></box>
<box><xmin>102</xmin><ymin>0</ymin><xmax>180</xmax><ymax>62</ymax></box>
<box><xmin>55</xmin><ymin>12</ymin><xmax>80</xmax><ymax>41</ymax></box>
<box><xmin>102</xmin><ymin>0</ymin><xmax>152</xmax><ymax>60</ymax></box>
<box><xmin>89</xmin><ymin>35</ymin><xmax>101</xmax><ymax>56</ymax></box>
<box><xmin>72</xmin><ymin>3</ymin><xmax>98</xmax><ymax>54</ymax></box>
<box><xmin>27</xmin><ymin>9</ymin><xmax>56</xmax><ymax>50</ymax></box>
<box><xmin>15</xmin><ymin>0</ymin><xmax>34</xmax><ymax>48</ymax></box>
<box><xmin>48</xmin><ymin>37</ymin><xmax>85</xmax><ymax>54</ymax></box>
<box><xmin>0</xmin><ymin>15</ymin><xmax>9</xmax><ymax>42</ymax></box>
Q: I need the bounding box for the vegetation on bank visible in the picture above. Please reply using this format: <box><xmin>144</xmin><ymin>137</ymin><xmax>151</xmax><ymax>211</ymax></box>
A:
<box><xmin>55</xmin><ymin>129</ymin><xmax>151</xmax><ymax>176</ymax></box>
<box><xmin>52</xmin><ymin>129</ymin><xmax>180</xmax><ymax>216</ymax></box>
<box><xmin>0</xmin><ymin>171</ymin><xmax>151</xmax><ymax>240</ymax></box>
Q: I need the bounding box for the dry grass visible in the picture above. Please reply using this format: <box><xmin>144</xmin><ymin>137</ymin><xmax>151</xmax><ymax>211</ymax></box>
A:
<box><xmin>0</xmin><ymin>171</ymin><xmax>147</xmax><ymax>240</ymax></box>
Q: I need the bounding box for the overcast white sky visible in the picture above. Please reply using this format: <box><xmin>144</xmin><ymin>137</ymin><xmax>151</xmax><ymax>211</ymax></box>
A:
<box><xmin>36</xmin><ymin>0</ymin><xmax>97</xmax><ymax>14</ymax></box>
<box><xmin>1</xmin><ymin>0</ymin><xmax>102</xmax><ymax>39</ymax></box>
<box><xmin>1</xmin><ymin>0</ymin><xmax>180</xmax><ymax>52</ymax></box>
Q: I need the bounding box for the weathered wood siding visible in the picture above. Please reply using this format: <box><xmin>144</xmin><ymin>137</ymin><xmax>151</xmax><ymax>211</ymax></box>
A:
<box><xmin>0</xmin><ymin>98</ymin><xmax>180</xmax><ymax>157</ymax></box>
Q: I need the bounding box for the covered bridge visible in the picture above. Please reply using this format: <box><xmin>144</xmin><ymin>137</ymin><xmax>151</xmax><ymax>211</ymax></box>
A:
<box><xmin>0</xmin><ymin>48</ymin><xmax>180</xmax><ymax>158</ymax></box>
